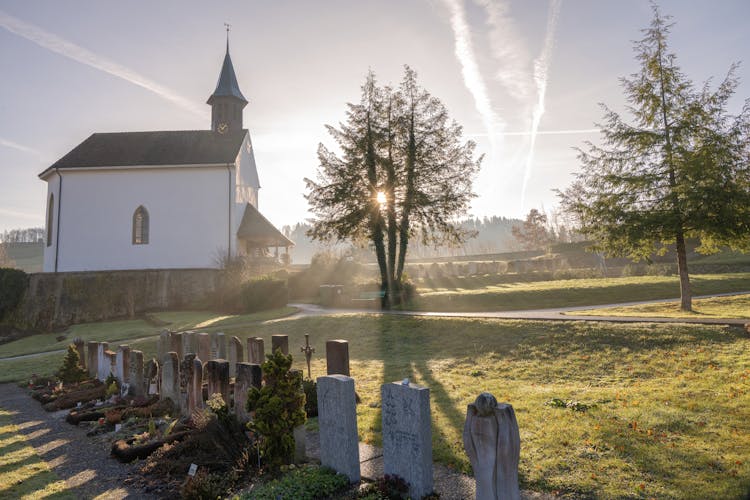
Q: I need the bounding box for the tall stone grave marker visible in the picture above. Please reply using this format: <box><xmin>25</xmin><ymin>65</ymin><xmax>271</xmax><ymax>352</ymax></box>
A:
<box><xmin>116</xmin><ymin>345</ymin><xmax>131</xmax><ymax>383</ymax></box>
<box><xmin>210</xmin><ymin>332</ymin><xmax>227</xmax><ymax>360</ymax></box>
<box><xmin>463</xmin><ymin>393</ymin><xmax>521</xmax><ymax>500</ymax></box>
<box><xmin>180</xmin><ymin>353</ymin><xmax>196</xmax><ymax>417</ymax></box>
<box><xmin>188</xmin><ymin>357</ymin><xmax>204</xmax><ymax>415</ymax></box>
<box><xmin>234</xmin><ymin>362</ymin><xmax>262</xmax><ymax>422</ymax></box>
<box><xmin>160</xmin><ymin>352</ymin><xmax>180</xmax><ymax>407</ymax></box>
<box><xmin>86</xmin><ymin>341</ymin><xmax>99</xmax><ymax>377</ymax></box>
<box><xmin>271</xmin><ymin>334</ymin><xmax>288</xmax><ymax>355</ymax></box>
<box><xmin>170</xmin><ymin>332</ymin><xmax>183</xmax><ymax>361</ymax></box>
<box><xmin>182</xmin><ymin>331</ymin><xmax>196</xmax><ymax>356</ymax></box>
<box><xmin>129</xmin><ymin>350</ymin><xmax>145</xmax><ymax>397</ymax></box>
<box><xmin>97</xmin><ymin>343</ymin><xmax>110</xmax><ymax>381</ymax></box>
<box><xmin>317</xmin><ymin>375</ymin><xmax>360</xmax><ymax>482</ymax></box>
<box><xmin>381</xmin><ymin>381</ymin><xmax>433</xmax><ymax>499</ymax></box>
<box><xmin>247</xmin><ymin>337</ymin><xmax>264</xmax><ymax>364</ymax></box>
<box><xmin>228</xmin><ymin>336</ymin><xmax>243</xmax><ymax>378</ymax></box>
<box><xmin>196</xmin><ymin>333</ymin><xmax>210</xmax><ymax>363</ymax></box>
<box><xmin>326</xmin><ymin>339</ymin><xmax>350</xmax><ymax>376</ymax></box>
<box><xmin>206</xmin><ymin>359</ymin><xmax>230</xmax><ymax>406</ymax></box>
<box><xmin>157</xmin><ymin>330</ymin><xmax>170</xmax><ymax>362</ymax></box>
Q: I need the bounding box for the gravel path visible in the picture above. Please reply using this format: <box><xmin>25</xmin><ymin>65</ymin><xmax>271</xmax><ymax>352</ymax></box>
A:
<box><xmin>0</xmin><ymin>383</ymin><xmax>158</xmax><ymax>499</ymax></box>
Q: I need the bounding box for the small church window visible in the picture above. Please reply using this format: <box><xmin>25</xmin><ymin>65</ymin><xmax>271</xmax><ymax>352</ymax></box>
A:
<box><xmin>132</xmin><ymin>205</ymin><xmax>149</xmax><ymax>245</ymax></box>
<box><xmin>46</xmin><ymin>193</ymin><xmax>54</xmax><ymax>247</ymax></box>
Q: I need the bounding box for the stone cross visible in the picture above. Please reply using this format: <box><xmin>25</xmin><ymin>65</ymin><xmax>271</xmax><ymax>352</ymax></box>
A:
<box><xmin>317</xmin><ymin>375</ymin><xmax>360</xmax><ymax>482</ymax></box>
<box><xmin>86</xmin><ymin>341</ymin><xmax>99</xmax><ymax>378</ymax></box>
<box><xmin>129</xmin><ymin>350</ymin><xmax>145</xmax><ymax>397</ymax></box>
<box><xmin>228</xmin><ymin>336</ymin><xmax>243</xmax><ymax>378</ymax></box>
<box><xmin>247</xmin><ymin>337</ymin><xmax>264</xmax><ymax>364</ymax></box>
<box><xmin>300</xmin><ymin>333</ymin><xmax>315</xmax><ymax>379</ymax></box>
<box><xmin>381</xmin><ymin>381</ymin><xmax>433</xmax><ymax>499</ymax></box>
<box><xmin>115</xmin><ymin>345</ymin><xmax>131</xmax><ymax>383</ymax></box>
<box><xmin>160</xmin><ymin>352</ymin><xmax>180</xmax><ymax>407</ymax></box>
<box><xmin>206</xmin><ymin>359</ymin><xmax>230</xmax><ymax>407</ymax></box>
<box><xmin>188</xmin><ymin>356</ymin><xmax>204</xmax><ymax>415</ymax></box>
<box><xmin>326</xmin><ymin>339</ymin><xmax>350</xmax><ymax>376</ymax></box>
<box><xmin>463</xmin><ymin>393</ymin><xmax>521</xmax><ymax>500</ymax></box>
<box><xmin>271</xmin><ymin>334</ymin><xmax>288</xmax><ymax>355</ymax></box>
<box><xmin>73</xmin><ymin>337</ymin><xmax>85</xmax><ymax>369</ymax></box>
<box><xmin>197</xmin><ymin>333</ymin><xmax>211</xmax><ymax>363</ymax></box>
<box><xmin>234</xmin><ymin>362</ymin><xmax>262</xmax><ymax>422</ymax></box>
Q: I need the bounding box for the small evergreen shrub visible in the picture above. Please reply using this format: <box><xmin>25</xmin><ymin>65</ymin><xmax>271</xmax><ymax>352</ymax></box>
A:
<box><xmin>240</xmin><ymin>278</ymin><xmax>289</xmax><ymax>313</ymax></box>
<box><xmin>239</xmin><ymin>465</ymin><xmax>349</xmax><ymax>500</ymax></box>
<box><xmin>56</xmin><ymin>344</ymin><xmax>87</xmax><ymax>384</ymax></box>
<box><xmin>302</xmin><ymin>379</ymin><xmax>318</xmax><ymax>417</ymax></box>
<box><xmin>246</xmin><ymin>349</ymin><xmax>306</xmax><ymax>470</ymax></box>
<box><xmin>180</xmin><ymin>469</ymin><xmax>228</xmax><ymax>500</ymax></box>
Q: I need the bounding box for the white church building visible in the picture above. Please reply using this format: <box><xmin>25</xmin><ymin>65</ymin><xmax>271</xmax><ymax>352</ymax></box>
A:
<box><xmin>40</xmin><ymin>42</ymin><xmax>292</xmax><ymax>273</ymax></box>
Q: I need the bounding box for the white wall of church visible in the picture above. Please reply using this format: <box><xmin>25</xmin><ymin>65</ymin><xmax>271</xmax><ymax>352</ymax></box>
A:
<box><xmin>43</xmin><ymin>166</ymin><xmax>234</xmax><ymax>272</ymax></box>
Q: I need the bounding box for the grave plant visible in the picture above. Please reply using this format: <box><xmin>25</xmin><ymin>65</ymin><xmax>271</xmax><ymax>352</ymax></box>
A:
<box><xmin>56</xmin><ymin>344</ymin><xmax>87</xmax><ymax>384</ymax></box>
<box><xmin>246</xmin><ymin>348</ymin><xmax>306</xmax><ymax>471</ymax></box>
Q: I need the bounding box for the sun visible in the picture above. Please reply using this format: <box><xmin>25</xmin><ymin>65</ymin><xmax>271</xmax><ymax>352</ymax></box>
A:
<box><xmin>376</xmin><ymin>191</ymin><xmax>387</xmax><ymax>205</ymax></box>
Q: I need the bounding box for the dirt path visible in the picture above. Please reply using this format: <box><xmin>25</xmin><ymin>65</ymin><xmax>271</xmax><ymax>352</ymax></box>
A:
<box><xmin>0</xmin><ymin>383</ymin><xmax>158</xmax><ymax>499</ymax></box>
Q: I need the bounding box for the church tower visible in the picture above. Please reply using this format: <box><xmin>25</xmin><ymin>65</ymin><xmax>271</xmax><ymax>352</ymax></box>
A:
<box><xmin>207</xmin><ymin>38</ymin><xmax>247</xmax><ymax>134</ymax></box>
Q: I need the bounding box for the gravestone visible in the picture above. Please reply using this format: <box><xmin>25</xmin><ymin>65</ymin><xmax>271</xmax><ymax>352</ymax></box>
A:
<box><xmin>326</xmin><ymin>339</ymin><xmax>350</xmax><ymax>376</ymax></box>
<box><xmin>228</xmin><ymin>336</ymin><xmax>243</xmax><ymax>378</ymax></box>
<box><xmin>197</xmin><ymin>333</ymin><xmax>210</xmax><ymax>363</ymax></box>
<box><xmin>86</xmin><ymin>341</ymin><xmax>99</xmax><ymax>377</ymax></box>
<box><xmin>73</xmin><ymin>337</ymin><xmax>85</xmax><ymax>369</ymax></box>
<box><xmin>210</xmin><ymin>332</ymin><xmax>227</xmax><ymax>360</ymax></box>
<box><xmin>271</xmin><ymin>334</ymin><xmax>289</xmax><ymax>355</ymax></box>
<box><xmin>247</xmin><ymin>337</ymin><xmax>264</xmax><ymax>364</ymax></box>
<box><xmin>104</xmin><ymin>350</ymin><xmax>117</xmax><ymax>382</ymax></box>
<box><xmin>180</xmin><ymin>353</ymin><xmax>196</xmax><ymax>417</ymax></box>
<box><xmin>157</xmin><ymin>330</ymin><xmax>170</xmax><ymax>362</ymax></box>
<box><xmin>170</xmin><ymin>332</ymin><xmax>183</xmax><ymax>361</ymax></box>
<box><xmin>294</xmin><ymin>425</ymin><xmax>307</xmax><ymax>463</ymax></box>
<box><xmin>188</xmin><ymin>357</ymin><xmax>204</xmax><ymax>415</ymax></box>
<box><xmin>463</xmin><ymin>393</ymin><xmax>521</xmax><ymax>500</ymax></box>
<box><xmin>160</xmin><ymin>352</ymin><xmax>180</xmax><ymax>407</ymax></box>
<box><xmin>97</xmin><ymin>343</ymin><xmax>111</xmax><ymax>381</ymax></box>
<box><xmin>234</xmin><ymin>362</ymin><xmax>261</xmax><ymax>422</ymax></box>
<box><xmin>115</xmin><ymin>345</ymin><xmax>131</xmax><ymax>383</ymax></box>
<box><xmin>317</xmin><ymin>375</ymin><xmax>360</xmax><ymax>482</ymax></box>
<box><xmin>381</xmin><ymin>381</ymin><xmax>433</xmax><ymax>499</ymax></box>
<box><xmin>182</xmin><ymin>331</ymin><xmax>196</xmax><ymax>356</ymax></box>
<box><xmin>206</xmin><ymin>359</ymin><xmax>230</xmax><ymax>406</ymax></box>
<box><xmin>145</xmin><ymin>359</ymin><xmax>160</xmax><ymax>395</ymax></box>
<box><xmin>129</xmin><ymin>350</ymin><xmax>145</xmax><ymax>397</ymax></box>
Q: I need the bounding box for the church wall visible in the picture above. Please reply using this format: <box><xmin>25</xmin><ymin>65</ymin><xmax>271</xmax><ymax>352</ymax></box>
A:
<box><xmin>45</xmin><ymin>166</ymin><xmax>233</xmax><ymax>272</ymax></box>
<box><xmin>43</xmin><ymin>174</ymin><xmax>60</xmax><ymax>272</ymax></box>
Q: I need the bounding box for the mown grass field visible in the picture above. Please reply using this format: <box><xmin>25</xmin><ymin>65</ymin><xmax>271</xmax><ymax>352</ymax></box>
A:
<box><xmin>575</xmin><ymin>293</ymin><xmax>750</xmax><ymax>319</ymax></box>
<box><xmin>0</xmin><ymin>408</ymin><xmax>74</xmax><ymax>499</ymax></box>
<box><xmin>410</xmin><ymin>272</ymin><xmax>750</xmax><ymax>312</ymax></box>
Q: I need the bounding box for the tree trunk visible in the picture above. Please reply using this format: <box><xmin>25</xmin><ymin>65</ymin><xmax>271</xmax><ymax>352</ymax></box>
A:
<box><xmin>385</xmin><ymin>101</ymin><xmax>398</xmax><ymax>306</ymax></box>
<box><xmin>675</xmin><ymin>232</ymin><xmax>692</xmax><ymax>311</ymax></box>
<box><xmin>396</xmin><ymin>111</ymin><xmax>416</xmax><ymax>283</ymax></box>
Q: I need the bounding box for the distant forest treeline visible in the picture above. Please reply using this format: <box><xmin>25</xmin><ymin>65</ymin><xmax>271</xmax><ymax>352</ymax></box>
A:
<box><xmin>283</xmin><ymin>215</ymin><xmax>581</xmax><ymax>264</ymax></box>
<box><xmin>1</xmin><ymin>227</ymin><xmax>44</xmax><ymax>243</ymax></box>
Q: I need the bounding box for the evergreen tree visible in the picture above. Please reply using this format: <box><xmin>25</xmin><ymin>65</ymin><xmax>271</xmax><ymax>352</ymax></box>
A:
<box><xmin>305</xmin><ymin>67</ymin><xmax>481</xmax><ymax>307</ymax></box>
<box><xmin>57</xmin><ymin>344</ymin><xmax>87</xmax><ymax>384</ymax></box>
<box><xmin>512</xmin><ymin>209</ymin><xmax>552</xmax><ymax>251</ymax></box>
<box><xmin>559</xmin><ymin>6</ymin><xmax>750</xmax><ymax>311</ymax></box>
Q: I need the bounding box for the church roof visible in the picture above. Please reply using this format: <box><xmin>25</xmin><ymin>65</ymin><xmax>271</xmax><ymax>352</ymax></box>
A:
<box><xmin>237</xmin><ymin>203</ymin><xmax>294</xmax><ymax>248</ymax></box>
<box><xmin>40</xmin><ymin>129</ymin><xmax>247</xmax><ymax>177</ymax></box>
<box><xmin>207</xmin><ymin>44</ymin><xmax>247</xmax><ymax>105</ymax></box>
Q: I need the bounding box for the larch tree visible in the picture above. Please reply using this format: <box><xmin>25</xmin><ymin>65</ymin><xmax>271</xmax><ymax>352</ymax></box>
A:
<box><xmin>305</xmin><ymin>67</ymin><xmax>481</xmax><ymax>308</ymax></box>
<box><xmin>559</xmin><ymin>5</ymin><xmax>750</xmax><ymax>311</ymax></box>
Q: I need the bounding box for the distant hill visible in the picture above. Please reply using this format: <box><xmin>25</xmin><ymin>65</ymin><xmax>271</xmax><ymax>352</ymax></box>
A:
<box><xmin>3</xmin><ymin>242</ymin><xmax>44</xmax><ymax>273</ymax></box>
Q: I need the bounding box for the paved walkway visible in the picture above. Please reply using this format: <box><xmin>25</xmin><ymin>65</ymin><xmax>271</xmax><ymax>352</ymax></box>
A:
<box><xmin>289</xmin><ymin>290</ymin><xmax>750</xmax><ymax>326</ymax></box>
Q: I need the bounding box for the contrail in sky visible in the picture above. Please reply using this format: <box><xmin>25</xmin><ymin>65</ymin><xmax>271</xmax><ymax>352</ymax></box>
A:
<box><xmin>0</xmin><ymin>10</ymin><xmax>206</xmax><ymax>119</ymax></box>
<box><xmin>441</xmin><ymin>0</ymin><xmax>501</xmax><ymax>155</ymax></box>
<box><xmin>521</xmin><ymin>0</ymin><xmax>562</xmax><ymax>209</ymax></box>
<box><xmin>468</xmin><ymin>128</ymin><xmax>599</xmax><ymax>138</ymax></box>
<box><xmin>0</xmin><ymin>137</ymin><xmax>45</xmax><ymax>159</ymax></box>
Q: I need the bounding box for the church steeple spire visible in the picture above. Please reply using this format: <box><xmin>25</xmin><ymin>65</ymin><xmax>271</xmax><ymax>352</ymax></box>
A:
<box><xmin>208</xmin><ymin>26</ymin><xmax>247</xmax><ymax>133</ymax></box>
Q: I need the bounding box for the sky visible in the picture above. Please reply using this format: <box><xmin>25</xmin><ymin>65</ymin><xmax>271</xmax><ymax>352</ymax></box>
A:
<box><xmin>1</xmin><ymin>0</ymin><xmax>749</xmax><ymax>234</ymax></box>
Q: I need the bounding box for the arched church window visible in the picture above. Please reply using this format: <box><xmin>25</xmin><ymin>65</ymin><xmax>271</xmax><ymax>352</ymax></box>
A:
<box><xmin>132</xmin><ymin>205</ymin><xmax>149</xmax><ymax>245</ymax></box>
<box><xmin>46</xmin><ymin>193</ymin><xmax>54</xmax><ymax>247</ymax></box>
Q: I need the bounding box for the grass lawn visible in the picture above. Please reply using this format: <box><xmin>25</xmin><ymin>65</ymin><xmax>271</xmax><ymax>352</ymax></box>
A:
<box><xmin>411</xmin><ymin>272</ymin><xmax>750</xmax><ymax>312</ymax></box>
<box><xmin>0</xmin><ymin>408</ymin><xmax>74</xmax><ymax>499</ymax></box>
<box><xmin>4</xmin><ymin>312</ymin><xmax>750</xmax><ymax>497</ymax></box>
<box><xmin>574</xmin><ymin>294</ymin><xmax>750</xmax><ymax>319</ymax></box>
